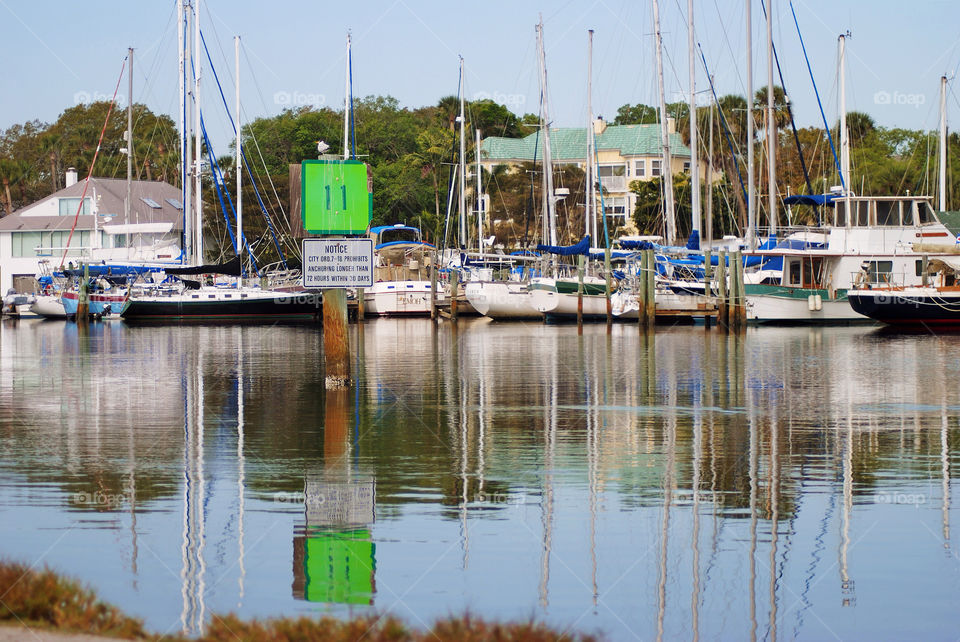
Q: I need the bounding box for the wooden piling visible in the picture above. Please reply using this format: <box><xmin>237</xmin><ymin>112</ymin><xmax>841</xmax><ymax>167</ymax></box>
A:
<box><xmin>644</xmin><ymin>249</ymin><xmax>656</xmax><ymax>327</ymax></box>
<box><xmin>638</xmin><ymin>251</ymin><xmax>648</xmax><ymax>330</ymax></box>
<box><xmin>703</xmin><ymin>249</ymin><xmax>712</xmax><ymax>329</ymax></box>
<box><xmin>736</xmin><ymin>252</ymin><xmax>747</xmax><ymax>329</ymax></box>
<box><xmin>430</xmin><ymin>263</ymin><xmax>438</xmax><ymax>322</ymax></box>
<box><xmin>450</xmin><ymin>270</ymin><xmax>459</xmax><ymax>322</ymax></box>
<box><xmin>604</xmin><ymin>246</ymin><xmax>613</xmax><ymax>328</ymax></box>
<box><xmin>717</xmin><ymin>251</ymin><xmax>728</xmax><ymax>330</ymax></box>
<box><xmin>322</xmin><ymin>288</ymin><xmax>351</xmax><ymax>389</ymax></box>
<box><xmin>577</xmin><ymin>254</ymin><xmax>584</xmax><ymax>331</ymax></box>
<box><xmin>76</xmin><ymin>263</ymin><xmax>89</xmax><ymax>323</ymax></box>
<box><xmin>356</xmin><ymin>288</ymin><xmax>365</xmax><ymax>322</ymax></box>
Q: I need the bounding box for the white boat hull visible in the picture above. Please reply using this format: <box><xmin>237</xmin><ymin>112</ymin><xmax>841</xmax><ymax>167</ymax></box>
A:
<box><xmin>30</xmin><ymin>295</ymin><xmax>67</xmax><ymax>318</ymax></box>
<box><xmin>746</xmin><ymin>293</ymin><xmax>869</xmax><ymax>323</ymax></box>
<box><xmin>364</xmin><ymin>281</ymin><xmax>439</xmax><ymax>317</ymax></box>
<box><xmin>464</xmin><ymin>281</ymin><xmax>541</xmax><ymax>320</ymax></box>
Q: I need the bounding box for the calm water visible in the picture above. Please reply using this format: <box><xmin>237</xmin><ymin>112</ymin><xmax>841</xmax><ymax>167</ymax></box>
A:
<box><xmin>0</xmin><ymin>317</ymin><xmax>958</xmax><ymax>640</ymax></box>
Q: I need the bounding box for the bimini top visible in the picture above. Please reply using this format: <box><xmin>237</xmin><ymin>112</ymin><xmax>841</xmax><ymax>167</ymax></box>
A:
<box><xmin>370</xmin><ymin>224</ymin><xmax>421</xmax><ymax>236</ymax></box>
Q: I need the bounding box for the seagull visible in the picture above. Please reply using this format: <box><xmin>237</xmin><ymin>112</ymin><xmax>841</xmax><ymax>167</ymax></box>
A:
<box><xmin>316</xmin><ymin>140</ymin><xmax>330</xmax><ymax>154</ymax></box>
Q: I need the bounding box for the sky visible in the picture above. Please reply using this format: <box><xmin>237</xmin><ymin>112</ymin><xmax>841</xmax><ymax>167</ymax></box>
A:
<box><xmin>2</xmin><ymin>0</ymin><xmax>960</xmax><ymax>156</ymax></box>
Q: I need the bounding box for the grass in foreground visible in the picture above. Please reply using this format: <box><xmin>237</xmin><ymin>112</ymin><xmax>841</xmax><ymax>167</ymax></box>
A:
<box><xmin>0</xmin><ymin>561</ymin><xmax>600</xmax><ymax>641</ymax></box>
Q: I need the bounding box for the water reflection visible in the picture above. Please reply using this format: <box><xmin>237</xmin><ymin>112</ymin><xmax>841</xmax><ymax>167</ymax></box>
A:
<box><xmin>0</xmin><ymin>319</ymin><xmax>957</xmax><ymax>639</ymax></box>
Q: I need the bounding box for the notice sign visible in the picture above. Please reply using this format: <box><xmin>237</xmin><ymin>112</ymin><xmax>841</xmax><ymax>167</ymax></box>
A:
<box><xmin>302</xmin><ymin>238</ymin><xmax>374</xmax><ymax>288</ymax></box>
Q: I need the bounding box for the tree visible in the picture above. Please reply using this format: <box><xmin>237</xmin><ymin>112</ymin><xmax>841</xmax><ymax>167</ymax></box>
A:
<box><xmin>612</xmin><ymin>103</ymin><xmax>659</xmax><ymax>125</ymax></box>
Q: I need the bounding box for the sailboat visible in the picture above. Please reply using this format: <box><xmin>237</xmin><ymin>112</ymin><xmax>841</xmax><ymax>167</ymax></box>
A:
<box><xmin>121</xmin><ymin>27</ymin><xmax>314</xmax><ymax>321</ymax></box>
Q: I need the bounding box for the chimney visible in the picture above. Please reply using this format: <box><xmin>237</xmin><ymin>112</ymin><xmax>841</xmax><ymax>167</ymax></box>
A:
<box><xmin>667</xmin><ymin>117</ymin><xmax>676</xmax><ymax>134</ymax></box>
<box><xmin>593</xmin><ymin>116</ymin><xmax>606</xmax><ymax>136</ymax></box>
<box><xmin>65</xmin><ymin>168</ymin><xmax>78</xmax><ymax>187</ymax></box>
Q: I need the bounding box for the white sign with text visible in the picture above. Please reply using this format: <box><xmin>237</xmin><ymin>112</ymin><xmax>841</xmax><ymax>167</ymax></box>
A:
<box><xmin>301</xmin><ymin>238</ymin><xmax>374</xmax><ymax>288</ymax></box>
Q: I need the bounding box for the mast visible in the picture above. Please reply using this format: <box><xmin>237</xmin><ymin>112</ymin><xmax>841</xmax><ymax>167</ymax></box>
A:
<box><xmin>193</xmin><ymin>0</ymin><xmax>203</xmax><ymax>263</ymax></box>
<box><xmin>766</xmin><ymin>0</ymin><xmax>777</xmax><ymax>235</ymax></box>
<box><xmin>839</xmin><ymin>32</ymin><xmax>850</xmax><ymax>226</ymax></box>
<box><xmin>343</xmin><ymin>34</ymin><xmax>351</xmax><ymax>160</ymax></box>
<box><xmin>746</xmin><ymin>0</ymin><xmax>756</xmax><ymax>249</ymax></box>
<box><xmin>707</xmin><ymin>79</ymin><xmax>714</xmax><ymax>245</ymax></box>
<box><xmin>586</xmin><ymin>29</ymin><xmax>596</xmax><ymax>242</ymax></box>
<box><xmin>653</xmin><ymin>0</ymin><xmax>676</xmax><ymax>246</ymax></box>
<box><xmin>537</xmin><ymin>18</ymin><xmax>557</xmax><ymax>246</ymax></box>
<box><xmin>458</xmin><ymin>57</ymin><xmax>467</xmax><ymax>248</ymax></box>
<box><xmin>476</xmin><ymin>127</ymin><xmax>483</xmax><ymax>253</ymax></box>
<box><xmin>126</xmin><ymin>47</ymin><xmax>133</xmax><ymax>230</ymax></box>
<box><xmin>235</xmin><ymin>35</ymin><xmax>242</xmax><ymax>287</ymax></box>
<box><xmin>940</xmin><ymin>75</ymin><xmax>948</xmax><ymax>212</ymax></box>
<box><xmin>688</xmin><ymin>0</ymin><xmax>701</xmax><ymax>245</ymax></box>
<box><xmin>179</xmin><ymin>0</ymin><xmax>191</xmax><ymax>264</ymax></box>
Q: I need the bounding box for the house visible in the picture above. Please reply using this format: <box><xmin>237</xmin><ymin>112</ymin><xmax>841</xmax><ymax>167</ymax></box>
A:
<box><xmin>481</xmin><ymin>117</ymin><xmax>703</xmax><ymax>233</ymax></box>
<box><xmin>0</xmin><ymin>169</ymin><xmax>183</xmax><ymax>293</ymax></box>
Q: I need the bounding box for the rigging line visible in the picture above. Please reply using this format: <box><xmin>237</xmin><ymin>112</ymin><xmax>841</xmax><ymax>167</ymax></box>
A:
<box><xmin>789</xmin><ymin>0</ymin><xmax>844</xmax><ymax>191</ymax></box>
<box><xmin>198</xmin><ymin>30</ymin><xmax>288</xmax><ymax>267</ymax></box>
<box><xmin>200</xmin><ymin>115</ymin><xmax>260</xmax><ymax>275</ymax></box>
<box><xmin>699</xmin><ymin>45</ymin><xmax>748</xmax><ymax>205</ymax></box>
<box><xmin>59</xmin><ymin>54</ymin><xmax>127</xmax><ymax>268</ymax></box>
<box><xmin>758</xmin><ymin>0</ymin><xmax>814</xmax><ymax>196</ymax></box>
<box><xmin>239</xmin><ymin>46</ymin><xmax>295</xmax><ymax>236</ymax></box>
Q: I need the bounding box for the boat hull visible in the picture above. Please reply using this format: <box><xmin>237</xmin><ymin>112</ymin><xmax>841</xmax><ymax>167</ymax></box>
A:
<box><xmin>62</xmin><ymin>291</ymin><xmax>127</xmax><ymax>319</ymax></box>
<box><xmin>745</xmin><ymin>288</ymin><xmax>869</xmax><ymax>323</ymax></box>
<box><xmin>364</xmin><ymin>281</ymin><xmax>438</xmax><ymax>317</ymax></box>
<box><xmin>464</xmin><ymin>281</ymin><xmax>541</xmax><ymax>320</ymax></box>
<box><xmin>848</xmin><ymin>289</ymin><xmax>960</xmax><ymax>326</ymax></box>
<box><xmin>121</xmin><ymin>289</ymin><xmax>319</xmax><ymax>320</ymax></box>
<box><xmin>30</xmin><ymin>295</ymin><xmax>67</xmax><ymax>319</ymax></box>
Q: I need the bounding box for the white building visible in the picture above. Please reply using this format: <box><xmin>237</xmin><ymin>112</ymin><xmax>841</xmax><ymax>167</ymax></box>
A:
<box><xmin>0</xmin><ymin>170</ymin><xmax>183</xmax><ymax>293</ymax></box>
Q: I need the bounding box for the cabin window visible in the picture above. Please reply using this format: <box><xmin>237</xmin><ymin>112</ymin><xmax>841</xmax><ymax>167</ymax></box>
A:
<box><xmin>917</xmin><ymin>201</ymin><xmax>936</xmax><ymax>224</ymax></box>
<box><xmin>876</xmin><ymin>201</ymin><xmax>899</xmax><ymax>226</ymax></box>
<box><xmin>802</xmin><ymin>257</ymin><xmax>825</xmax><ymax>288</ymax></box>
<box><xmin>863</xmin><ymin>260</ymin><xmax>893</xmax><ymax>284</ymax></box>
<box><xmin>851</xmin><ymin>201</ymin><xmax>869</xmax><ymax>226</ymax></box>
<box><xmin>916</xmin><ymin>259</ymin><xmax>924</xmax><ymax>277</ymax></box>
<box><xmin>788</xmin><ymin>260</ymin><xmax>802</xmax><ymax>286</ymax></box>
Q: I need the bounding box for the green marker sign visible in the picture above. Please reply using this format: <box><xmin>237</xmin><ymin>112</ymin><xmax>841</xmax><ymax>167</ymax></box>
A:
<box><xmin>301</xmin><ymin>159</ymin><xmax>372</xmax><ymax>235</ymax></box>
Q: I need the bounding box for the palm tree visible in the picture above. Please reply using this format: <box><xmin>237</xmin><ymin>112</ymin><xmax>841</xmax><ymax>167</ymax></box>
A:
<box><xmin>38</xmin><ymin>133</ymin><xmax>62</xmax><ymax>192</ymax></box>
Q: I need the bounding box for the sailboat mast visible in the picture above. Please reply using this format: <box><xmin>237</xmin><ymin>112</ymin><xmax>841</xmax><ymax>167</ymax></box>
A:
<box><xmin>235</xmin><ymin>35</ymin><xmax>242</xmax><ymax>287</ymax></box>
<box><xmin>940</xmin><ymin>75</ymin><xmax>948</xmax><ymax>212</ymax></box>
<box><xmin>126</xmin><ymin>47</ymin><xmax>133</xmax><ymax>230</ymax></box>
<box><xmin>537</xmin><ymin>18</ymin><xmax>557</xmax><ymax>246</ymax></box>
<box><xmin>653</xmin><ymin>0</ymin><xmax>676</xmax><ymax>246</ymax></box>
<box><xmin>458</xmin><ymin>57</ymin><xmax>467</xmax><ymax>248</ymax></box>
<box><xmin>839</xmin><ymin>32</ymin><xmax>850</xmax><ymax>226</ymax></box>
<box><xmin>343</xmin><ymin>34</ymin><xmax>351</xmax><ymax>160</ymax></box>
<box><xmin>476</xmin><ymin>127</ymin><xmax>483</xmax><ymax>252</ymax></box>
<box><xmin>746</xmin><ymin>0</ymin><xmax>756</xmax><ymax>249</ymax></box>
<box><xmin>766</xmin><ymin>0</ymin><xmax>777</xmax><ymax>235</ymax></box>
<box><xmin>179</xmin><ymin>0</ymin><xmax>192</xmax><ymax>264</ymax></box>
<box><xmin>193</xmin><ymin>0</ymin><xmax>203</xmax><ymax>264</ymax></box>
<box><xmin>707</xmin><ymin>81</ymin><xmax>714</xmax><ymax>244</ymax></box>
<box><xmin>586</xmin><ymin>29</ymin><xmax>596</xmax><ymax>242</ymax></box>
<box><xmin>688</xmin><ymin>0</ymin><xmax>701</xmax><ymax>244</ymax></box>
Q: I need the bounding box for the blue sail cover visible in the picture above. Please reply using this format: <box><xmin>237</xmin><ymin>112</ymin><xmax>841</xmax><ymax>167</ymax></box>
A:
<box><xmin>686</xmin><ymin>230</ymin><xmax>700</xmax><ymax>250</ymax></box>
<box><xmin>536</xmin><ymin>235</ymin><xmax>591</xmax><ymax>256</ymax></box>
<box><xmin>618</xmin><ymin>239</ymin><xmax>658</xmax><ymax>250</ymax></box>
<box><xmin>782</xmin><ymin>194</ymin><xmax>839</xmax><ymax>207</ymax></box>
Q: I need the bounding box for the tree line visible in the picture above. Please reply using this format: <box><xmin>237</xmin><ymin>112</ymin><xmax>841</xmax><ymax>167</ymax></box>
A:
<box><xmin>1</xmin><ymin>89</ymin><xmax>957</xmax><ymax>261</ymax></box>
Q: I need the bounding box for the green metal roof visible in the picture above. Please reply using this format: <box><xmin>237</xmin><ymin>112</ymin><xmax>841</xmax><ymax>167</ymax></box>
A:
<box><xmin>482</xmin><ymin>124</ymin><xmax>691</xmax><ymax>162</ymax></box>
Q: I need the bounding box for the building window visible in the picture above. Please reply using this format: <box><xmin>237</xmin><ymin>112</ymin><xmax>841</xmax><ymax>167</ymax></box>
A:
<box><xmin>683</xmin><ymin>161</ymin><xmax>691</xmax><ymax>172</ymax></box>
<box><xmin>651</xmin><ymin>160</ymin><xmax>662</xmax><ymax>177</ymax></box>
<box><xmin>58</xmin><ymin>197</ymin><xmax>91</xmax><ymax>216</ymax></box>
<box><xmin>12</xmin><ymin>230</ymin><xmax>95</xmax><ymax>257</ymax></box>
<box><xmin>634</xmin><ymin>160</ymin><xmax>646</xmax><ymax>178</ymax></box>
<box><xmin>603</xmin><ymin>196</ymin><xmax>628</xmax><ymax>223</ymax></box>
<box><xmin>598</xmin><ymin>165</ymin><xmax>627</xmax><ymax>191</ymax></box>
